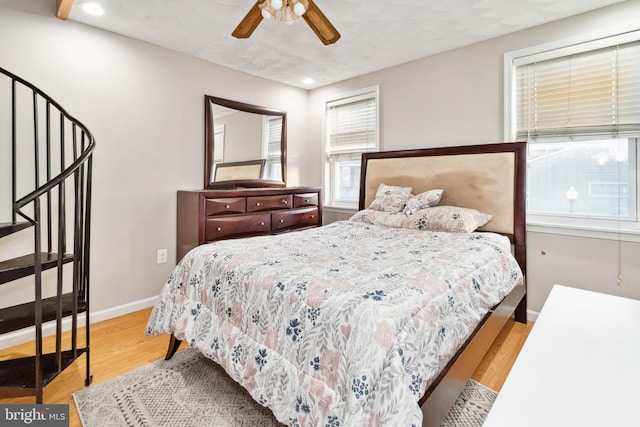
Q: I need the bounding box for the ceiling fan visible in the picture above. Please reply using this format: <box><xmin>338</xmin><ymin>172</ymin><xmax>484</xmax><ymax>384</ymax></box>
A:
<box><xmin>232</xmin><ymin>0</ymin><xmax>341</xmax><ymax>45</ymax></box>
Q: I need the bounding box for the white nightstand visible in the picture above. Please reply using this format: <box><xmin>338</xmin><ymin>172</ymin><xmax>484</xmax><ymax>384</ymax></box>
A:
<box><xmin>483</xmin><ymin>285</ymin><xmax>640</xmax><ymax>427</ymax></box>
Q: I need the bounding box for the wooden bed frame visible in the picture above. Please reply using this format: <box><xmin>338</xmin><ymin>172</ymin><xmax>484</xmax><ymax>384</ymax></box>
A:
<box><xmin>359</xmin><ymin>142</ymin><xmax>527</xmax><ymax>427</ymax></box>
<box><xmin>165</xmin><ymin>141</ymin><xmax>527</xmax><ymax>427</ymax></box>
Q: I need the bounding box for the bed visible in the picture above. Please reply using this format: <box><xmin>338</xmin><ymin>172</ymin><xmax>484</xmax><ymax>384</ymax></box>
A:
<box><xmin>145</xmin><ymin>142</ymin><xmax>527</xmax><ymax>427</ymax></box>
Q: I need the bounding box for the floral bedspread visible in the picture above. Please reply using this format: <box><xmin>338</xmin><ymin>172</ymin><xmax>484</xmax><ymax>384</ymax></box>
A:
<box><xmin>145</xmin><ymin>220</ymin><xmax>523</xmax><ymax>427</ymax></box>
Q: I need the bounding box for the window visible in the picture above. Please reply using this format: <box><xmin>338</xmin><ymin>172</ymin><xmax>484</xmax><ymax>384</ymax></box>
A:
<box><xmin>324</xmin><ymin>87</ymin><xmax>379</xmax><ymax>208</ymax></box>
<box><xmin>527</xmin><ymin>139</ymin><xmax>635</xmax><ymax>220</ymax></box>
<box><xmin>506</xmin><ymin>31</ymin><xmax>640</xmax><ymax>234</ymax></box>
<box><xmin>262</xmin><ymin>116</ymin><xmax>282</xmax><ymax>181</ymax></box>
<box><xmin>213</xmin><ymin>124</ymin><xmax>225</xmax><ymax>164</ymax></box>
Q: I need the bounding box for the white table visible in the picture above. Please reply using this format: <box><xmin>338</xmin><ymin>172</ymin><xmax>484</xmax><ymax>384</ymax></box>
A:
<box><xmin>483</xmin><ymin>285</ymin><xmax>640</xmax><ymax>427</ymax></box>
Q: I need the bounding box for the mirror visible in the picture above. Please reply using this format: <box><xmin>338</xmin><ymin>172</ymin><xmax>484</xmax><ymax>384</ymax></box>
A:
<box><xmin>204</xmin><ymin>95</ymin><xmax>287</xmax><ymax>189</ymax></box>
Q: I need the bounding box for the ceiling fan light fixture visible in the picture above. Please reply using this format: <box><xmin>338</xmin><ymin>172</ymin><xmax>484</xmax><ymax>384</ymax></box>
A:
<box><xmin>233</xmin><ymin>0</ymin><xmax>340</xmax><ymax>45</ymax></box>
<box><xmin>259</xmin><ymin>1</ymin><xmax>276</xmax><ymax>19</ymax></box>
<box><xmin>282</xmin><ymin>6</ymin><xmax>295</xmax><ymax>23</ymax></box>
<box><xmin>259</xmin><ymin>0</ymin><xmax>309</xmax><ymax>22</ymax></box>
<box><xmin>293</xmin><ymin>0</ymin><xmax>308</xmax><ymax>16</ymax></box>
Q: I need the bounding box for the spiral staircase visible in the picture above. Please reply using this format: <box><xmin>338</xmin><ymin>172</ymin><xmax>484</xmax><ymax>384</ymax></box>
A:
<box><xmin>0</xmin><ymin>66</ymin><xmax>95</xmax><ymax>403</ymax></box>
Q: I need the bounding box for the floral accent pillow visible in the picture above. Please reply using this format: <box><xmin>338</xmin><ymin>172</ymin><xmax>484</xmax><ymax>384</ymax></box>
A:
<box><xmin>368</xmin><ymin>183</ymin><xmax>413</xmax><ymax>213</ymax></box>
<box><xmin>350</xmin><ymin>209</ymin><xmax>408</xmax><ymax>228</ymax></box>
<box><xmin>403</xmin><ymin>189</ymin><xmax>444</xmax><ymax>215</ymax></box>
<box><xmin>403</xmin><ymin>206</ymin><xmax>492</xmax><ymax>233</ymax></box>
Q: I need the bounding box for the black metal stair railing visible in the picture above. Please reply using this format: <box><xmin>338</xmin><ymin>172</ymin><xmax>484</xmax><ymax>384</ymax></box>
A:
<box><xmin>0</xmin><ymin>66</ymin><xmax>95</xmax><ymax>403</ymax></box>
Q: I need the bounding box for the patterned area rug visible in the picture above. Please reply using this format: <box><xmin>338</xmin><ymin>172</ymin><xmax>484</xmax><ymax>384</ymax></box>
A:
<box><xmin>73</xmin><ymin>348</ymin><xmax>496</xmax><ymax>427</ymax></box>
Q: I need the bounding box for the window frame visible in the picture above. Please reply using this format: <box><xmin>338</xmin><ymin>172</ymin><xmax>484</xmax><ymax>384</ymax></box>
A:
<box><xmin>504</xmin><ymin>28</ymin><xmax>640</xmax><ymax>242</ymax></box>
<box><xmin>323</xmin><ymin>86</ymin><xmax>380</xmax><ymax>209</ymax></box>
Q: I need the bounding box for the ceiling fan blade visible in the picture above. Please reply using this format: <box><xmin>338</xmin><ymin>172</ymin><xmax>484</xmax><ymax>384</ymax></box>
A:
<box><xmin>232</xmin><ymin>1</ymin><xmax>264</xmax><ymax>39</ymax></box>
<box><xmin>302</xmin><ymin>0</ymin><xmax>341</xmax><ymax>45</ymax></box>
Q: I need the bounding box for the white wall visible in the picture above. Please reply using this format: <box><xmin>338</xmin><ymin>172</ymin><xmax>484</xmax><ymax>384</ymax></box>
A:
<box><xmin>310</xmin><ymin>0</ymin><xmax>640</xmax><ymax>314</ymax></box>
<box><xmin>0</xmin><ymin>1</ymin><xmax>312</xmax><ymax>327</ymax></box>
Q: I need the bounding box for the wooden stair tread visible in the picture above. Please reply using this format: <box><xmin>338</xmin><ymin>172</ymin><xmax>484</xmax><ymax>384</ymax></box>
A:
<box><xmin>0</xmin><ymin>348</ymin><xmax>87</xmax><ymax>397</ymax></box>
<box><xmin>0</xmin><ymin>292</ymin><xmax>87</xmax><ymax>334</ymax></box>
<box><xmin>0</xmin><ymin>252</ymin><xmax>74</xmax><ymax>285</ymax></box>
<box><xmin>0</xmin><ymin>221</ymin><xmax>31</xmax><ymax>238</ymax></box>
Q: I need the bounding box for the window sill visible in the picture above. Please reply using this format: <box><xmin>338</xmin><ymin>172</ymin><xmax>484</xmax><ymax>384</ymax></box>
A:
<box><xmin>323</xmin><ymin>204</ymin><xmax>359</xmax><ymax>214</ymax></box>
<box><xmin>527</xmin><ymin>220</ymin><xmax>640</xmax><ymax>243</ymax></box>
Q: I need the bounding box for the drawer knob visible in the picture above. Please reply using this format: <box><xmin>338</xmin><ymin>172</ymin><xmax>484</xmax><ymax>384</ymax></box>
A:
<box><xmin>311</xmin><ymin>215</ymin><xmax>315</xmax><ymax>219</ymax></box>
<box><xmin>304</xmin><ymin>199</ymin><xmax>309</xmax><ymax>202</ymax></box>
<box><xmin>225</xmin><ymin>204</ymin><xmax>230</xmax><ymax>209</ymax></box>
<box><xmin>260</xmin><ymin>222</ymin><xmax>265</xmax><ymax>226</ymax></box>
<box><xmin>217</xmin><ymin>227</ymin><xmax>222</xmax><ymax>231</ymax></box>
<box><xmin>279</xmin><ymin>219</ymin><xmax>284</xmax><ymax>223</ymax></box>
<box><xmin>283</xmin><ymin>200</ymin><xmax>288</xmax><ymax>204</ymax></box>
<box><xmin>256</xmin><ymin>202</ymin><xmax>261</xmax><ymax>207</ymax></box>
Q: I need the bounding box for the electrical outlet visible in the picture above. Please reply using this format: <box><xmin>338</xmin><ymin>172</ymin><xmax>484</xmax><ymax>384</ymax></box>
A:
<box><xmin>156</xmin><ymin>249</ymin><xmax>168</xmax><ymax>264</ymax></box>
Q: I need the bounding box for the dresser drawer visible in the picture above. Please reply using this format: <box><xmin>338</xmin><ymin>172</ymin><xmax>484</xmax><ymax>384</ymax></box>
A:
<box><xmin>272</xmin><ymin>207</ymin><xmax>319</xmax><ymax>232</ymax></box>
<box><xmin>205</xmin><ymin>197</ymin><xmax>246</xmax><ymax>216</ymax></box>
<box><xmin>247</xmin><ymin>195</ymin><xmax>293</xmax><ymax>212</ymax></box>
<box><xmin>205</xmin><ymin>214</ymin><xmax>271</xmax><ymax>241</ymax></box>
<box><xmin>293</xmin><ymin>193</ymin><xmax>319</xmax><ymax>208</ymax></box>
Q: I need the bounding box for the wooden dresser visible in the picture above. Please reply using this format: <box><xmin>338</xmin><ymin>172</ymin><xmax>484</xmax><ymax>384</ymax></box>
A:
<box><xmin>176</xmin><ymin>187</ymin><xmax>322</xmax><ymax>261</ymax></box>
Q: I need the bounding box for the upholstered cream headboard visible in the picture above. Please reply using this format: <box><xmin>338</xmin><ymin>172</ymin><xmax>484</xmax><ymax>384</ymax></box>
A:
<box><xmin>359</xmin><ymin>143</ymin><xmax>526</xmax><ymax>242</ymax></box>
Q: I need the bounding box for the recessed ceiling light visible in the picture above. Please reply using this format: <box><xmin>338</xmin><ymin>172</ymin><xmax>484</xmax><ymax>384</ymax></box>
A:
<box><xmin>81</xmin><ymin>2</ymin><xmax>105</xmax><ymax>17</ymax></box>
<box><xmin>302</xmin><ymin>78</ymin><xmax>315</xmax><ymax>85</ymax></box>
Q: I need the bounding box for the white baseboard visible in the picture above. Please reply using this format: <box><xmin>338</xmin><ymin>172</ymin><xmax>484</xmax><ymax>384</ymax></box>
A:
<box><xmin>527</xmin><ymin>308</ymin><xmax>540</xmax><ymax>322</ymax></box>
<box><xmin>0</xmin><ymin>296</ymin><xmax>158</xmax><ymax>350</ymax></box>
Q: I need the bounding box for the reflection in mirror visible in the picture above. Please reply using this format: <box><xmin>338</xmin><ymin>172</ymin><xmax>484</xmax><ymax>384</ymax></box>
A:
<box><xmin>214</xmin><ymin>159</ymin><xmax>265</xmax><ymax>182</ymax></box>
<box><xmin>205</xmin><ymin>96</ymin><xmax>287</xmax><ymax>189</ymax></box>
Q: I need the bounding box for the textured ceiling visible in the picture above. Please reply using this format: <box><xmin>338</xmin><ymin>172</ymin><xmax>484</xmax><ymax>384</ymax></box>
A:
<box><xmin>67</xmin><ymin>0</ymin><xmax>625</xmax><ymax>89</ymax></box>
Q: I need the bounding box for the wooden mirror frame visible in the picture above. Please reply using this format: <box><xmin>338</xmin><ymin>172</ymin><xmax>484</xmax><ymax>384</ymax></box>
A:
<box><xmin>204</xmin><ymin>95</ymin><xmax>287</xmax><ymax>189</ymax></box>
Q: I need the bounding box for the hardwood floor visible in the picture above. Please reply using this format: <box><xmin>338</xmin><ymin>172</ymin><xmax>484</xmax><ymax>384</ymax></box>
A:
<box><xmin>0</xmin><ymin>308</ymin><xmax>533</xmax><ymax>427</ymax></box>
<box><xmin>472</xmin><ymin>318</ymin><xmax>534</xmax><ymax>391</ymax></box>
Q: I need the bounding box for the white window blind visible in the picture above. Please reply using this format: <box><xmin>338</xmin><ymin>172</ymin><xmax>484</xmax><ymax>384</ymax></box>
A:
<box><xmin>263</xmin><ymin>116</ymin><xmax>282</xmax><ymax>181</ymax></box>
<box><xmin>515</xmin><ymin>41</ymin><xmax>640</xmax><ymax>141</ymax></box>
<box><xmin>265</xmin><ymin>116</ymin><xmax>282</xmax><ymax>157</ymax></box>
<box><xmin>324</xmin><ymin>88</ymin><xmax>379</xmax><ymax>208</ymax></box>
<box><xmin>327</xmin><ymin>92</ymin><xmax>377</xmax><ymax>154</ymax></box>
